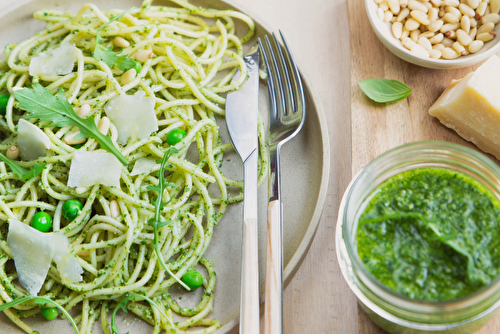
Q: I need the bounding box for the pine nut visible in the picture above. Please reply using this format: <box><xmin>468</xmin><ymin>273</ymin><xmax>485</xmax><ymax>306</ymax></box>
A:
<box><xmin>477</xmin><ymin>21</ymin><xmax>495</xmax><ymax>33</ymax></box>
<box><xmin>6</xmin><ymin>146</ymin><xmax>19</xmax><ymax>160</ymax></box>
<box><xmin>408</xmin><ymin>0</ymin><xmax>429</xmax><ymax>12</ymax></box>
<box><xmin>397</xmin><ymin>7</ymin><xmax>411</xmax><ymax>20</ymax></box>
<box><xmin>400</xmin><ymin>0</ymin><xmax>409</xmax><ymax>8</ymax></box>
<box><xmin>442</xmin><ymin>37</ymin><xmax>455</xmax><ymax>46</ymax></box>
<box><xmin>402</xmin><ymin>37</ymin><xmax>417</xmax><ymax>49</ymax></box>
<box><xmin>433</xmin><ymin>43</ymin><xmax>446</xmax><ymax>49</ymax></box>
<box><xmin>468</xmin><ymin>39</ymin><xmax>485</xmax><ymax>52</ymax></box>
<box><xmin>423</xmin><ymin>1</ymin><xmax>433</xmax><ymax>9</ymax></box>
<box><xmin>401</xmin><ymin>27</ymin><xmax>411</xmax><ymax>38</ymax></box>
<box><xmin>64</xmin><ymin>131</ymin><xmax>86</xmax><ymax>145</ymax></box>
<box><xmin>388</xmin><ymin>0</ymin><xmax>401</xmax><ymax>13</ymax></box>
<box><xmin>430</xmin><ymin>32</ymin><xmax>445</xmax><ymax>42</ymax></box>
<box><xmin>429</xmin><ymin>48</ymin><xmax>443</xmax><ymax>57</ymax></box>
<box><xmin>469</xmin><ymin>26</ymin><xmax>478</xmax><ymax>39</ymax></box>
<box><xmin>384</xmin><ymin>10</ymin><xmax>394</xmax><ymax>21</ymax></box>
<box><xmin>458</xmin><ymin>3</ymin><xmax>475</xmax><ymax>16</ymax></box>
<box><xmin>470</xmin><ymin>17</ymin><xmax>477</xmax><ymax>27</ymax></box>
<box><xmin>461</xmin><ymin>15</ymin><xmax>471</xmax><ymax>32</ymax></box>
<box><xmin>411</xmin><ymin>9</ymin><xmax>432</xmax><ymax>23</ymax></box>
<box><xmin>456</xmin><ymin>28</ymin><xmax>473</xmax><ymax>44</ymax></box>
<box><xmin>376</xmin><ymin>0</ymin><xmax>384</xmax><ymax>4</ymax></box>
<box><xmin>477</xmin><ymin>31</ymin><xmax>496</xmax><ymax>41</ymax></box>
<box><xmin>418</xmin><ymin>36</ymin><xmax>434</xmax><ymax>49</ymax></box>
<box><xmin>378</xmin><ymin>7</ymin><xmax>385</xmax><ymax>20</ymax></box>
<box><xmin>411</xmin><ymin>29</ymin><xmax>421</xmax><ymax>41</ymax></box>
<box><xmin>441</xmin><ymin>22</ymin><xmax>461</xmax><ymax>32</ymax></box>
<box><xmin>467</xmin><ymin>0</ymin><xmax>480</xmax><ymax>8</ymax></box>
<box><xmin>452</xmin><ymin>41</ymin><xmax>467</xmax><ymax>54</ymax></box>
<box><xmin>476</xmin><ymin>1</ymin><xmax>488</xmax><ymax>16</ymax></box>
<box><xmin>445</xmin><ymin>29</ymin><xmax>457</xmax><ymax>38</ymax></box>
<box><xmin>420</xmin><ymin>30</ymin><xmax>436</xmax><ymax>38</ymax></box>
<box><xmin>78</xmin><ymin>104</ymin><xmax>91</xmax><ymax>118</ymax></box>
<box><xmin>429</xmin><ymin>19</ymin><xmax>445</xmax><ymax>31</ymax></box>
<box><xmin>120</xmin><ymin>68</ymin><xmax>137</xmax><ymax>85</ymax></box>
<box><xmin>113</xmin><ymin>36</ymin><xmax>130</xmax><ymax>48</ymax></box>
<box><xmin>439</xmin><ymin>6</ymin><xmax>446</xmax><ymax>17</ymax></box>
<box><xmin>391</xmin><ymin>16</ymin><xmax>398</xmax><ymax>22</ymax></box>
<box><xmin>98</xmin><ymin>117</ymin><xmax>111</xmax><ymax>135</ymax></box>
<box><xmin>110</xmin><ymin>199</ymin><xmax>120</xmax><ymax>218</ymax></box>
<box><xmin>428</xmin><ymin>7</ymin><xmax>440</xmax><ymax>20</ymax></box>
<box><xmin>446</xmin><ymin>6</ymin><xmax>462</xmax><ymax>18</ymax></box>
<box><xmin>443</xmin><ymin>12</ymin><xmax>460</xmax><ymax>22</ymax></box>
<box><xmin>445</xmin><ymin>0</ymin><xmax>460</xmax><ymax>5</ymax></box>
<box><xmin>482</xmin><ymin>13</ymin><xmax>500</xmax><ymax>24</ymax></box>
<box><xmin>392</xmin><ymin>21</ymin><xmax>404</xmax><ymax>38</ymax></box>
<box><xmin>405</xmin><ymin>17</ymin><xmax>421</xmax><ymax>30</ymax></box>
<box><xmin>441</xmin><ymin>47</ymin><xmax>461</xmax><ymax>58</ymax></box>
<box><xmin>411</xmin><ymin>43</ymin><xmax>430</xmax><ymax>56</ymax></box>
<box><xmin>491</xmin><ymin>0</ymin><xmax>500</xmax><ymax>14</ymax></box>
<box><xmin>134</xmin><ymin>50</ymin><xmax>154</xmax><ymax>63</ymax></box>
<box><xmin>431</xmin><ymin>0</ymin><xmax>443</xmax><ymax>7</ymax></box>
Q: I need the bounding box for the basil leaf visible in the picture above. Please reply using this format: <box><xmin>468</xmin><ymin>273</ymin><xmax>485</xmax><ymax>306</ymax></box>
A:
<box><xmin>359</xmin><ymin>78</ymin><xmax>411</xmax><ymax>103</ymax></box>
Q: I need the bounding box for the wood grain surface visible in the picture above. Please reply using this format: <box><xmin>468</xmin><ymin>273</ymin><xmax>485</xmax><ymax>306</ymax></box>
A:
<box><xmin>233</xmin><ymin>0</ymin><xmax>500</xmax><ymax>333</ymax></box>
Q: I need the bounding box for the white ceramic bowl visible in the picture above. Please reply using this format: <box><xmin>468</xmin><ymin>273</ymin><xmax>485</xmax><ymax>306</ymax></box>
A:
<box><xmin>365</xmin><ymin>0</ymin><xmax>500</xmax><ymax>69</ymax></box>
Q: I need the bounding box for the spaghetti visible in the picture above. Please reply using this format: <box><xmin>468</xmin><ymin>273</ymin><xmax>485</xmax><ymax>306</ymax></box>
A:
<box><xmin>0</xmin><ymin>0</ymin><xmax>267</xmax><ymax>333</ymax></box>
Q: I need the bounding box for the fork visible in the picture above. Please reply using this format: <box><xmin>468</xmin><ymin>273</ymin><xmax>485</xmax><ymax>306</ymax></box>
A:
<box><xmin>258</xmin><ymin>32</ymin><xmax>305</xmax><ymax>334</ymax></box>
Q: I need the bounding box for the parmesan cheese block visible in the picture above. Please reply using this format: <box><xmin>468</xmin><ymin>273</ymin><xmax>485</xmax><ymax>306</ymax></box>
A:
<box><xmin>29</xmin><ymin>40</ymin><xmax>78</xmax><ymax>76</ymax></box>
<box><xmin>67</xmin><ymin>151</ymin><xmax>122</xmax><ymax>187</ymax></box>
<box><xmin>104</xmin><ymin>91</ymin><xmax>158</xmax><ymax>145</ymax></box>
<box><xmin>131</xmin><ymin>158</ymin><xmax>157</xmax><ymax>176</ymax></box>
<box><xmin>429</xmin><ymin>55</ymin><xmax>500</xmax><ymax>160</ymax></box>
<box><xmin>17</xmin><ymin>119</ymin><xmax>51</xmax><ymax>161</ymax></box>
<box><xmin>6</xmin><ymin>219</ymin><xmax>83</xmax><ymax>296</ymax></box>
<box><xmin>7</xmin><ymin>219</ymin><xmax>53</xmax><ymax>296</ymax></box>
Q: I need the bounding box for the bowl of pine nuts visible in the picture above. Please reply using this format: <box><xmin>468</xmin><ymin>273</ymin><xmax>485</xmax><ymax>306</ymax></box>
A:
<box><xmin>366</xmin><ymin>0</ymin><xmax>500</xmax><ymax>68</ymax></box>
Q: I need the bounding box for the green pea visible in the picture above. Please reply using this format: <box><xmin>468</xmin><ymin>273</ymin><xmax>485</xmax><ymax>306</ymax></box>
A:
<box><xmin>0</xmin><ymin>94</ymin><xmax>9</xmax><ymax>115</ymax></box>
<box><xmin>31</xmin><ymin>212</ymin><xmax>52</xmax><ymax>232</ymax></box>
<box><xmin>62</xmin><ymin>199</ymin><xmax>83</xmax><ymax>221</ymax></box>
<box><xmin>132</xmin><ymin>61</ymin><xmax>142</xmax><ymax>74</ymax></box>
<box><xmin>40</xmin><ymin>307</ymin><xmax>58</xmax><ymax>321</ymax></box>
<box><xmin>181</xmin><ymin>269</ymin><xmax>203</xmax><ymax>290</ymax></box>
<box><xmin>167</xmin><ymin>129</ymin><xmax>187</xmax><ymax>145</ymax></box>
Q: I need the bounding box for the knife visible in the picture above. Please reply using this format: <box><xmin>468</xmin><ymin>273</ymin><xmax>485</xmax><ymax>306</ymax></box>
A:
<box><xmin>225</xmin><ymin>44</ymin><xmax>260</xmax><ymax>334</ymax></box>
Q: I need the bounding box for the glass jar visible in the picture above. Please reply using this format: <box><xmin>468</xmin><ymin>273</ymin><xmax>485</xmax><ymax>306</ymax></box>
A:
<box><xmin>336</xmin><ymin>141</ymin><xmax>500</xmax><ymax>334</ymax></box>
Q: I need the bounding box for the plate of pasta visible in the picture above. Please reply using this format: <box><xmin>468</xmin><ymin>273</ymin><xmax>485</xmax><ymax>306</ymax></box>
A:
<box><xmin>0</xmin><ymin>0</ymin><xmax>329</xmax><ymax>333</ymax></box>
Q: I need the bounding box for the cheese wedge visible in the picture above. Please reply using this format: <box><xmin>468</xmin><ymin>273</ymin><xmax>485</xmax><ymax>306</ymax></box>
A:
<box><xmin>429</xmin><ymin>55</ymin><xmax>500</xmax><ymax>160</ymax></box>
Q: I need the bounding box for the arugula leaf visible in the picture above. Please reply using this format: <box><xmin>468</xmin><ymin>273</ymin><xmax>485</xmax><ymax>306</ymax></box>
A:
<box><xmin>111</xmin><ymin>294</ymin><xmax>175</xmax><ymax>334</ymax></box>
<box><xmin>13</xmin><ymin>84</ymin><xmax>128</xmax><ymax>165</ymax></box>
<box><xmin>94</xmin><ymin>8</ymin><xmax>141</xmax><ymax>72</ymax></box>
<box><xmin>0</xmin><ymin>296</ymin><xmax>80</xmax><ymax>334</ymax></box>
<box><xmin>146</xmin><ymin>147</ymin><xmax>190</xmax><ymax>289</ymax></box>
<box><xmin>21</xmin><ymin>163</ymin><xmax>47</xmax><ymax>180</ymax></box>
<box><xmin>359</xmin><ymin>78</ymin><xmax>411</xmax><ymax>103</ymax></box>
<box><xmin>0</xmin><ymin>153</ymin><xmax>46</xmax><ymax>180</ymax></box>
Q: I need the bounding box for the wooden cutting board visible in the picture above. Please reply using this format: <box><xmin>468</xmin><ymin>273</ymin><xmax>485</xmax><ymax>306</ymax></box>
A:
<box><xmin>346</xmin><ymin>0</ymin><xmax>500</xmax><ymax>333</ymax></box>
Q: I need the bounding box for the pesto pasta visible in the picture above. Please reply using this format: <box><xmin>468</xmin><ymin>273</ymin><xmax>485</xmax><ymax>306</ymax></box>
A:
<box><xmin>0</xmin><ymin>1</ymin><xmax>267</xmax><ymax>333</ymax></box>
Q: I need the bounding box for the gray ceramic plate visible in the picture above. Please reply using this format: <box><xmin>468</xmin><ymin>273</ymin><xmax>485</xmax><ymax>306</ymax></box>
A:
<box><xmin>0</xmin><ymin>0</ymin><xmax>330</xmax><ymax>333</ymax></box>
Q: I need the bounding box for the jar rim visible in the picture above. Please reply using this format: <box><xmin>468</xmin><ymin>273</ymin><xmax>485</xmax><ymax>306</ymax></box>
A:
<box><xmin>337</xmin><ymin>140</ymin><xmax>500</xmax><ymax>328</ymax></box>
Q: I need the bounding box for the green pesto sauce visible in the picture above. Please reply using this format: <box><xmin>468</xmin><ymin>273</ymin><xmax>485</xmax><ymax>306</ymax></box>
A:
<box><xmin>357</xmin><ymin>167</ymin><xmax>500</xmax><ymax>301</ymax></box>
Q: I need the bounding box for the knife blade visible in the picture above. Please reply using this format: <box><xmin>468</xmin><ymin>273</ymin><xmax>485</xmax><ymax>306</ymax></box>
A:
<box><xmin>225</xmin><ymin>44</ymin><xmax>260</xmax><ymax>334</ymax></box>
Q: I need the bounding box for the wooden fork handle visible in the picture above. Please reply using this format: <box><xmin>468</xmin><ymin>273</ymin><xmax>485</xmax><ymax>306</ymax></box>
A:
<box><xmin>264</xmin><ymin>199</ymin><xmax>283</xmax><ymax>334</ymax></box>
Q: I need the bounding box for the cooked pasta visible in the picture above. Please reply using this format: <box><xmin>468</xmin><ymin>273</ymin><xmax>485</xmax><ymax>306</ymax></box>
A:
<box><xmin>0</xmin><ymin>1</ymin><xmax>267</xmax><ymax>333</ymax></box>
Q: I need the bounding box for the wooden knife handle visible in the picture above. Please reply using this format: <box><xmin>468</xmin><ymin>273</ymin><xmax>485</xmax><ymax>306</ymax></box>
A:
<box><xmin>264</xmin><ymin>199</ymin><xmax>283</xmax><ymax>334</ymax></box>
